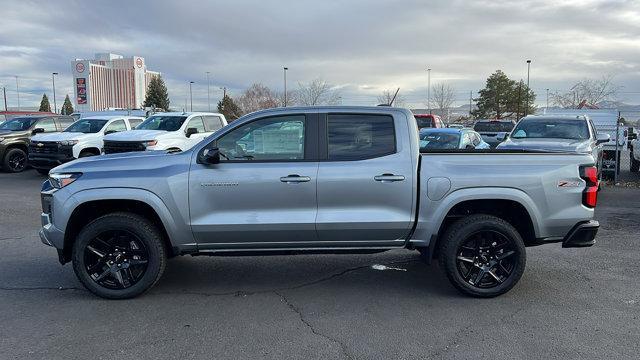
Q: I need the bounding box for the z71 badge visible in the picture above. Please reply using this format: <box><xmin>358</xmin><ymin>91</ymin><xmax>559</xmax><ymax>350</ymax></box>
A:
<box><xmin>557</xmin><ymin>180</ymin><xmax>581</xmax><ymax>188</ymax></box>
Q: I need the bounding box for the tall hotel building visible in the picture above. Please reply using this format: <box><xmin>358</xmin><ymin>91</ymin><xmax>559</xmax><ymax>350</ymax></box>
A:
<box><xmin>71</xmin><ymin>53</ymin><xmax>160</xmax><ymax>111</ymax></box>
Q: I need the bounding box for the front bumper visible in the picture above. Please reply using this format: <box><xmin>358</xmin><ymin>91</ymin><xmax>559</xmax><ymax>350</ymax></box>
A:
<box><xmin>39</xmin><ymin>212</ymin><xmax>65</xmax><ymax>249</ymax></box>
<box><xmin>562</xmin><ymin>220</ymin><xmax>599</xmax><ymax>248</ymax></box>
<box><xmin>28</xmin><ymin>152</ymin><xmax>75</xmax><ymax>169</ymax></box>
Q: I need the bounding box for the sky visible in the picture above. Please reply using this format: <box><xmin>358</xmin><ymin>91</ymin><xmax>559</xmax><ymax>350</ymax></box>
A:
<box><xmin>1</xmin><ymin>0</ymin><xmax>639</xmax><ymax>111</ymax></box>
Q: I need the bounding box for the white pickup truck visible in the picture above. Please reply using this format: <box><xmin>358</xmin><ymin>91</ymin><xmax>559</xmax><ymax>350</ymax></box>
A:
<box><xmin>29</xmin><ymin>116</ymin><xmax>143</xmax><ymax>174</ymax></box>
<box><xmin>103</xmin><ymin>112</ymin><xmax>227</xmax><ymax>154</ymax></box>
<box><xmin>39</xmin><ymin>106</ymin><xmax>600</xmax><ymax>299</ymax></box>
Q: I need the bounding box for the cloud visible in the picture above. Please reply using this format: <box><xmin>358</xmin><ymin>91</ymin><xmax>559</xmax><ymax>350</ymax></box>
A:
<box><xmin>1</xmin><ymin>0</ymin><xmax>639</xmax><ymax>110</ymax></box>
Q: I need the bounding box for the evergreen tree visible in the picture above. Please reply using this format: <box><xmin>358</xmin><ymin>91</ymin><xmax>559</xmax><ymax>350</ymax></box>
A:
<box><xmin>143</xmin><ymin>75</ymin><xmax>170</xmax><ymax>110</ymax></box>
<box><xmin>217</xmin><ymin>94</ymin><xmax>242</xmax><ymax>121</ymax></box>
<box><xmin>472</xmin><ymin>70</ymin><xmax>536</xmax><ymax>119</ymax></box>
<box><xmin>39</xmin><ymin>94</ymin><xmax>51</xmax><ymax>112</ymax></box>
<box><xmin>61</xmin><ymin>95</ymin><xmax>74</xmax><ymax>115</ymax></box>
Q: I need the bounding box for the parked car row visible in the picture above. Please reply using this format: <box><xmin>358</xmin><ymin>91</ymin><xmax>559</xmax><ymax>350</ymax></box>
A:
<box><xmin>0</xmin><ymin>112</ymin><xmax>227</xmax><ymax>173</ymax></box>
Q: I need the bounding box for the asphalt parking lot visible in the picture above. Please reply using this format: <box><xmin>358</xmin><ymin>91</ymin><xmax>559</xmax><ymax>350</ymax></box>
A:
<box><xmin>1</xmin><ymin>169</ymin><xmax>639</xmax><ymax>360</ymax></box>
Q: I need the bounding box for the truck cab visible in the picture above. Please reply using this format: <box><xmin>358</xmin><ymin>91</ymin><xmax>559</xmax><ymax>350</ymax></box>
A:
<box><xmin>103</xmin><ymin>112</ymin><xmax>227</xmax><ymax>154</ymax></box>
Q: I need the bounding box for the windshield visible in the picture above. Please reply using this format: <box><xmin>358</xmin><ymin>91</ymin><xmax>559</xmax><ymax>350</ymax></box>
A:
<box><xmin>136</xmin><ymin>116</ymin><xmax>187</xmax><ymax>131</ymax></box>
<box><xmin>419</xmin><ymin>131</ymin><xmax>460</xmax><ymax>149</ymax></box>
<box><xmin>416</xmin><ymin>117</ymin><xmax>433</xmax><ymax>128</ymax></box>
<box><xmin>511</xmin><ymin>119</ymin><xmax>589</xmax><ymax>140</ymax></box>
<box><xmin>64</xmin><ymin>119</ymin><xmax>108</xmax><ymax>133</ymax></box>
<box><xmin>0</xmin><ymin>117</ymin><xmax>38</xmax><ymax>131</ymax></box>
<box><xmin>474</xmin><ymin>121</ymin><xmax>514</xmax><ymax>132</ymax></box>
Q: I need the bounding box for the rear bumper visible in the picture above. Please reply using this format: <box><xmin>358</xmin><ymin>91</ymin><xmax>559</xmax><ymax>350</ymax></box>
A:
<box><xmin>562</xmin><ymin>220</ymin><xmax>599</xmax><ymax>248</ymax></box>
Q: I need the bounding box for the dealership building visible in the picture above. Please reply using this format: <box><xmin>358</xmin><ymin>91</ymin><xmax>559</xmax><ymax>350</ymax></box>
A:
<box><xmin>71</xmin><ymin>53</ymin><xmax>160</xmax><ymax>111</ymax></box>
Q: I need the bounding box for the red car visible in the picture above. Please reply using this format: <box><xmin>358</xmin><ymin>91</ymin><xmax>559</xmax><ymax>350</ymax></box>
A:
<box><xmin>414</xmin><ymin>114</ymin><xmax>445</xmax><ymax>129</ymax></box>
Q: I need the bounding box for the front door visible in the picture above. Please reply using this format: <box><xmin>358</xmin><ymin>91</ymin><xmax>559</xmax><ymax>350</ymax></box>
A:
<box><xmin>189</xmin><ymin>113</ymin><xmax>319</xmax><ymax>247</ymax></box>
<box><xmin>316</xmin><ymin>112</ymin><xmax>415</xmax><ymax>244</ymax></box>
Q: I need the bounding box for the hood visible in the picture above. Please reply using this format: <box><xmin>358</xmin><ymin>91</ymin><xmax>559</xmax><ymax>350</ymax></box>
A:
<box><xmin>31</xmin><ymin>132</ymin><xmax>90</xmax><ymax>142</ymax></box>
<box><xmin>0</xmin><ymin>129</ymin><xmax>29</xmax><ymax>138</ymax></box>
<box><xmin>497</xmin><ymin>138</ymin><xmax>591</xmax><ymax>153</ymax></box>
<box><xmin>103</xmin><ymin>130</ymin><xmax>169</xmax><ymax>141</ymax></box>
<box><xmin>51</xmin><ymin>149</ymin><xmax>187</xmax><ymax>173</ymax></box>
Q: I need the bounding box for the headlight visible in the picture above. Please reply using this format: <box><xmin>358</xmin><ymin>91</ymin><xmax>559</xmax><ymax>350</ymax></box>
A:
<box><xmin>144</xmin><ymin>140</ymin><xmax>158</xmax><ymax>146</ymax></box>
<box><xmin>58</xmin><ymin>140</ymin><xmax>78</xmax><ymax>146</ymax></box>
<box><xmin>49</xmin><ymin>173</ymin><xmax>82</xmax><ymax>189</ymax></box>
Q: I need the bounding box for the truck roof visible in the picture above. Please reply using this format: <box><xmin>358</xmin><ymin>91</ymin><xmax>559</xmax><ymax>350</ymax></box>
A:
<box><xmin>151</xmin><ymin>112</ymin><xmax>225</xmax><ymax>117</ymax></box>
<box><xmin>522</xmin><ymin>115</ymin><xmax>588</xmax><ymax>121</ymax></box>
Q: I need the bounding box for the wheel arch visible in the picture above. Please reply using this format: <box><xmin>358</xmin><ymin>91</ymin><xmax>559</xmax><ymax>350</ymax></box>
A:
<box><xmin>59</xmin><ymin>189</ymin><xmax>188</xmax><ymax>263</ymax></box>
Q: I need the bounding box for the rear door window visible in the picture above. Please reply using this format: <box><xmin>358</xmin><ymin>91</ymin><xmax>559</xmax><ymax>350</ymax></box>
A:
<box><xmin>327</xmin><ymin>114</ymin><xmax>396</xmax><ymax>160</ymax></box>
<box><xmin>203</xmin><ymin>115</ymin><xmax>225</xmax><ymax>132</ymax></box>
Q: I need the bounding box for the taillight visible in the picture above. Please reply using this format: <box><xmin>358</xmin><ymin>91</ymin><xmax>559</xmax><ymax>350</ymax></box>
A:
<box><xmin>579</xmin><ymin>165</ymin><xmax>598</xmax><ymax>208</ymax></box>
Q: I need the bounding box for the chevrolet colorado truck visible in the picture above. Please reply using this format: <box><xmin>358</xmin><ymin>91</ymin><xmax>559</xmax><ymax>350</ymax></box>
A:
<box><xmin>39</xmin><ymin>106</ymin><xmax>600</xmax><ymax>299</ymax></box>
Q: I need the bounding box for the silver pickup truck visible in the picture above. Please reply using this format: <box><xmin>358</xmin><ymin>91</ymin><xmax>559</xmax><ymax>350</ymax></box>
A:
<box><xmin>39</xmin><ymin>106</ymin><xmax>600</xmax><ymax>299</ymax></box>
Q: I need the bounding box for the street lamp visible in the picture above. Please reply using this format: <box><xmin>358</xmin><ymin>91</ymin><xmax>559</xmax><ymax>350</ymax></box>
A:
<box><xmin>283</xmin><ymin>67</ymin><xmax>288</xmax><ymax>107</ymax></box>
<box><xmin>525</xmin><ymin>60</ymin><xmax>531</xmax><ymax>116</ymax></box>
<box><xmin>52</xmin><ymin>72</ymin><xmax>59</xmax><ymax>113</ymax></box>
<box><xmin>206</xmin><ymin>72</ymin><xmax>211</xmax><ymax>111</ymax></box>
<box><xmin>15</xmin><ymin>75</ymin><xmax>20</xmax><ymax>111</ymax></box>
<box><xmin>546</xmin><ymin>88</ymin><xmax>549</xmax><ymax>111</ymax></box>
<box><xmin>189</xmin><ymin>81</ymin><xmax>194</xmax><ymax>111</ymax></box>
<box><xmin>427</xmin><ymin>68</ymin><xmax>431</xmax><ymax>114</ymax></box>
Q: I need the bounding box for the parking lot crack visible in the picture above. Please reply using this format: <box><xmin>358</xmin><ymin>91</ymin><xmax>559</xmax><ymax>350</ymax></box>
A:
<box><xmin>275</xmin><ymin>290</ymin><xmax>353</xmax><ymax>360</ymax></box>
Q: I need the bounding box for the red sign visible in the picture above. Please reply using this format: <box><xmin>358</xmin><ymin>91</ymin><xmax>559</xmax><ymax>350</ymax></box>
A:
<box><xmin>76</xmin><ymin>62</ymin><xmax>85</xmax><ymax>73</ymax></box>
<box><xmin>76</xmin><ymin>78</ymin><xmax>87</xmax><ymax>104</ymax></box>
<box><xmin>136</xmin><ymin>58</ymin><xmax>143</xmax><ymax>68</ymax></box>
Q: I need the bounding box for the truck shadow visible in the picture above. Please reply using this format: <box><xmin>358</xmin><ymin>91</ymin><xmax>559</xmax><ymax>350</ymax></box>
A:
<box><xmin>152</xmin><ymin>250</ymin><xmax>457</xmax><ymax>298</ymax></box>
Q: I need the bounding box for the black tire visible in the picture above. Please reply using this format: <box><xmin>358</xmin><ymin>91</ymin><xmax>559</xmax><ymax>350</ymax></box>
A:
<box><xmin>36</xmin><ymin>168</ymin><xmax>50</xmax><ymax>175</ymax></box>
<box><xmin>72</xmin><ymin>212</ymin><xmax>166</xmax><ymax>299</ymax></box>
<box><xmin>438</xmin><ymin>214</ymin><xmax>526</xmax><ymax>298</ymax></box>
<box><xmin>2</xmin><ymin>147</ymin><xmax>28</xmax><ymax>173</ymax></box>
<box><xmin>631</xmin><ymin>148</ymin><xmax>639</xmax><ymax>173</ymax></box>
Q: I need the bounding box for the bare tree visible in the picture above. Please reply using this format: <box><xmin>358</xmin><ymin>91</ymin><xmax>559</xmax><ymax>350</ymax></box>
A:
<box><xmin>237</xmin><ymin>83</ymin><xmax>280</xmax><ymax>114</ymax></box>
<box><xmin>551</xmin><ymin>75</ymin><xmax>621</xmax><ymax>108</ymax></box>
<box><xmin>296</xmin><ymin>78</ymin><xmax>341</xmax><ymax>106</ymax></box>
<box><xmin>431</xmin><ymin>82</ymin><xmax>456</xmax><ymax>122</ymax></box>
<box><xmin>377</xmin><ymin>89</ymin><xmax>406</xmax><ymax>107</ymax></box>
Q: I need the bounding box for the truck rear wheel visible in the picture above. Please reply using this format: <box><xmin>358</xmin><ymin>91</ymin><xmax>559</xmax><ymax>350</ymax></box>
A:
<box><xmin>438</xmin><ymin>214</ymin><xmax>526</xmax><ymax>297</ymax></box>
<box><xmin>72</xmin><ymin>212</ymin><xmax>166</xmax><ymax>299</ymax></box>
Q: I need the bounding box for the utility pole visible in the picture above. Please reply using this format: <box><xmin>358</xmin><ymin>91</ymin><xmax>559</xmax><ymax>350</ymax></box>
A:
<box><xmin>52</xmin><ymin>72</ymin><xmax>59</xmax><ymax>113</ymax></box>
<box><xmin>283</xmin><ymin>67</ymin><xmax>288</xmax><ymax>107</ymax></box>
<box><xmin>427</xmin><ymin>68</ymin><xmax>431</xmax><ymax>114</ymax></box>
<box><xmin>15</xmin><ymin>76</ymin><xmax>20</xmax><ymax>111</ymax></box>
<box><xmin>189</xmin><ymin>81</ymin><xmax>194</xmax><ymax>111</ymax></box>
<box><xmin>525</xmin><ymin>59</ymin><xmax>531</xmax><ymax>116</ymax></box>
<box><xmin>206</xmin><ymin>72</ymin><xmax>211</xmax><ymax>111</ymax></box>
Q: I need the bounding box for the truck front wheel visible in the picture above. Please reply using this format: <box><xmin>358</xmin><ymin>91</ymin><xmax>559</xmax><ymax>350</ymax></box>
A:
<box><xmin>71</xmin><ymin>212</ymin><xmax>167</xmax><ymax>299</ymax></box>
<box><xmin>438</xmin><ymin>214</ymin><xmax>526</xmax><ymax>298</ymax></box>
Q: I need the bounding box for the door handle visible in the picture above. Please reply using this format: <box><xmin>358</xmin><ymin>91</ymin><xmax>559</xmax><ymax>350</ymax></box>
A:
<box><xmin>280</xmin><ymin>174</ymin><xmax>311</xmax><ymax>183</ymax></box>
<box><xmin>374</xmin><ymin>174</ymin><xmax>405</xmax><ymax>182</ymax></box>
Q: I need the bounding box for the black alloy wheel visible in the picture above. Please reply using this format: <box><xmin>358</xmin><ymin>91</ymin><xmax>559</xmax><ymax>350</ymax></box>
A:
<box><xmin>84</xmin><ymin>230</ymin><xmax>149</xmax><ymax>290</ymax></box>
<box><xmin>455</xmin><ymin>230</ymin><xmax>517</xmax><ymax>288</ymax></box>
<box><xmin>4</xmin><ymin>148</ymin><xmax>27</xmax><ymax>172</ymax></box>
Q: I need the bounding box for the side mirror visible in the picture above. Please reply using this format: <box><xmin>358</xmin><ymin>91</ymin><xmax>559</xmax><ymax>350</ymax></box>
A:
<box><xmin>198</xmin><ymin>147</ymin><xmax>220</xmax><ymax>164</ymax></box>
<box><xmin>32</xmin><ymin>128</ymin><xmax>45</xmax><ymax>135</ymax></box>
<box><xmin>596</xmin><ymin>133</ymin><xmax>611</xmax><ymax>145</ymax></box>
<box><xmin>185</xmin><ymin>127</ymin><xmax>198</xmax><ymax>138</ymax></box>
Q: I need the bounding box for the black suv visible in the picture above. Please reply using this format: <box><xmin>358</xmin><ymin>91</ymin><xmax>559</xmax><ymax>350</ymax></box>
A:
<box><xmin>0</xmin><ymin>115</ymin><xmax>75</xmax><ymax>172</ymax></box>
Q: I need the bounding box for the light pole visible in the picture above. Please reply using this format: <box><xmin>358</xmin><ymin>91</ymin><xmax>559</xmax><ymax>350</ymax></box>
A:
<box><xmin>52</xmin><ymin>72</ymin><xmax>59</xmax><ymax>113</ymax></box>
<box><xmin>283</xmin><ymin>67</ymin><xmax>288</xmax><ymax>107</ymax></box>
<box><xmin>525</xmin><ymin>60</ymin><xmax>531</xmax><ymax>116</ymax></box>
<box><xmin>427</xmin><ymin>68</ymin><xmax>431</xmax><ymax>114</ymax></box>
<box><xmin>2</xmin><ymin>86</ymin><xmax>7</xmax><ymax>111</ymax></box>
<box><xmin>206</xmin><ymin>72</ymin><xmax>211</xmax><ymax>111</ymax></box>
<box><xmin>15</xmin><ymin>76</ymin><xmax>20</xmax><ymax>111</ymax></box>
<box><xmin>546</xmin><ymin>88</ymin><xmax>549</xmax><ymax>110</ymax></box>
<box><xmin>189</xmin><ymin>81</ymin><xmax>194</xmax><ymax>111</ymax></box>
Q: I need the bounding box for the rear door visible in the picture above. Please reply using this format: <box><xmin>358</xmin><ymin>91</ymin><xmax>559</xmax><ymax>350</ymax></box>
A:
<box><xmin>316</xmin><ymin>112</ymin><xmax>415</xmax><ymax>243</ymax></box>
